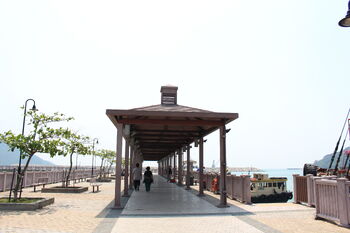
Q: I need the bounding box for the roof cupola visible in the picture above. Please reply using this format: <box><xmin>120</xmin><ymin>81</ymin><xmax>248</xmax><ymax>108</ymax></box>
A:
<box><xmin>160</xmin><ymin>85</ymin><xmax>178</xmax><ymax>105</ymax></box>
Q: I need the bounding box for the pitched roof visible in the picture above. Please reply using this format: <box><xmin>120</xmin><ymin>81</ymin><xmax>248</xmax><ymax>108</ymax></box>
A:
<box><xmin>130</xmin><ymin>104</ymin><xmax>212</xmax><ymax>113</ymax></box>
<box><xmin>106</xmin><ymin>86</ymin><xmax>238</xmax><ymax>161</ymax></box>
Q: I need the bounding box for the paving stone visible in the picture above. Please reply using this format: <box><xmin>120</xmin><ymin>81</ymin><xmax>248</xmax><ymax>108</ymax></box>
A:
<box><xmin>0</xmin><ymin>175</ymin><xmax>347</xmax><ymax>233</ymax></box>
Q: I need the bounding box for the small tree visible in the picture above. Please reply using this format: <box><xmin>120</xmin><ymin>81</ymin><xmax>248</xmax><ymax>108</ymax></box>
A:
<box><xmin>96</xmin><ymin>149</ymin><xmax>115</xmax><ymax>179</ymax></box>
<box><xmin>107</xmin><ymin>158</ymin><xmax>116</xmax><ymax>176</ymax></box>
<box><xmin>60</xmin><ymin>131</ymin><xmax>91</xmax><ymax>187</ymax></box>
<box><xmin>0</xmin><ymin>110</ymin><xmax>73</xmax><ymax>201</ymax></box>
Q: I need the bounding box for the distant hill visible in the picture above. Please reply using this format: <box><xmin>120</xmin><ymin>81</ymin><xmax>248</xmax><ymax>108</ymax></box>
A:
<box><xmin>0</xmin><ymin>143</ymin><xmax>54</xmax><ymax>166</ymax></box>
<box><xmin>313</xmin><ymin>146</ymin><xmax>350</xmax><ymax>169</ymax></box>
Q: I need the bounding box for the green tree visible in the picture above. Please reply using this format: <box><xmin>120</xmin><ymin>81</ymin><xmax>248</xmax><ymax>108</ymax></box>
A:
<box><xmin>107</xmin><ymin>158</ymin><xmax>116</xmax><ymax>177</ymax></box>
<box><xmin>95</xmin><ymin>149</ymin><xmax>115</xmax><ymax>178</ymax></box>
<box><xmin>0</xmin><ymin>110</ymin><xmax>73</xmax><ymax>201</ymax></box>
<box><xmin>60</xmin><ymin>131</ymin><xmax>91</xmax><ymax>187</ymax></box>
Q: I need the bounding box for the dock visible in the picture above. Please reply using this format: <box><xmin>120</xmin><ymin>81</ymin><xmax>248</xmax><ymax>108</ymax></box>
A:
<box><xmin>1</xmin><ymin>175</ymin><xmax>348</xmax><ymax>233</ymax></box>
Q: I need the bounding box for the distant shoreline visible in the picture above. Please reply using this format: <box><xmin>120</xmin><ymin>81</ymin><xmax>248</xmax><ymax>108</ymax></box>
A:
<box><xmin>205</xmin><ymin>167</ymin><xmax>263</xmax><ymax>173</ymax></box>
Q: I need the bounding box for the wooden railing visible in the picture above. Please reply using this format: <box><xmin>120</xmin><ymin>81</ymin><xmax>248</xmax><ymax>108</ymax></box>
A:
<box><xmin>227</xmin><ymin>175</ymin><xmax>251</xmax><ymax>204</ymax></box>
<box><xmin>0</xmin><ymin>169</ymin><xmax>101</xmax><ymax>192</ymax></box>
<box><xmin>202</xmin><ymin>173</ymin><xmax>251</xmax><ymax>204</ymax></box>
<box><xmin>293</xmin><ymin>174</ymin><xmax>308</xmax><ymax>204</ymax></box>
<box><xmin>315</xmin><ymin>178</ymin><xmax>350</xmax><ymax>227</ymax></box>
<box><xmin>294</xmin><ymin>174</ymin><xmax>350</xmax><ymax>227</ymax></box>
<box><xmin>293</xmin><ymin>174</ymin><xmax>336</xmax><ymax>207</ymax></box>
<box><xmin>161</xmin><ymin>171</ymin><xmax>252</xmax><ymax>204</ymax></box>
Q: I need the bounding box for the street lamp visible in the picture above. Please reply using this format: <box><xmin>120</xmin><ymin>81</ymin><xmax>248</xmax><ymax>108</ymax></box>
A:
<box><xmin>18</xmin><ymin>99</ymin><xmax>37</xmax><ymax>174</ymax></box>
<box><xmin>91</xmin><ymin>138</ymin><xmax>99</xmax><ymax>177</ymax></box>
<box><xmin>339</xmin><ymin>0</ymin><xmax>350</xmax><ymax>27</ymax></box>
<box><xmin>17</xmin><ymin>99</ymin><xmax>37</xmax><ymax>198</ymax></box>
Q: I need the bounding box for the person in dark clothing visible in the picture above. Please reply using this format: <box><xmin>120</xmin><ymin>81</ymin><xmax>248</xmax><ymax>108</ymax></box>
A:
<box><xmin>143</xmin><ymin>166</ymin><xmax>153</xmax><ymax>192</ymax></box>
<box><xmin>167</xmin><ymin>166</ymin><xmax>172</xmax><ymax>182</ymax></box>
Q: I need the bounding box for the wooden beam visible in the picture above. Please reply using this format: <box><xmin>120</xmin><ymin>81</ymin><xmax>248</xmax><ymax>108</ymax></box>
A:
<box><xmin>137</xmin><ymin>138</ymin><xmax>189</xmax><ymax>142</ymax></box>
<box><xmin>141</xmin><ymin>151</ymin><xmax>173</xmax><ymax>154</ymax></box>
<box><xmin>132</xmin><ymin>129</ymin><xmax>202</xmax><ymax>134</ymax></box>
<box><xmin>117</xmin><ymin>118</ymin><xmax>224</xmax><ymax>126</ymax></box>
<box><xmin>139</xmin><ymin>143</ymin><xmax>182</xmax><ymax>147</ymax></box>
<box><xmin>135</xmin><ymin>134</ymin><xmax>198</xmax><ymax>138</ymax></box>
<box><xmin>106</xmin><ymin>109</ymin><xmax>239</xmax><ymax>122</ymax></box>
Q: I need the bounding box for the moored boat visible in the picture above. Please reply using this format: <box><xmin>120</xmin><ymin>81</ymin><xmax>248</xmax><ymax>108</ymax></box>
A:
<box><xmin>250</xmin><ymin>173</ymin><xmax>293</xmax><ymax>203</ymax></box>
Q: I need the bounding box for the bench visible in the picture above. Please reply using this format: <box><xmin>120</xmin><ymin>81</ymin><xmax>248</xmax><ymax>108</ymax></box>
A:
<box><xmin>33</xmin><ymin>177</ymin><xmax>49</xmax><ymax>192</ymax></box>
<box><xmin>89</xmin><ymin>178</ymin><xmax>101</xmax><ymax>193</ymax></box>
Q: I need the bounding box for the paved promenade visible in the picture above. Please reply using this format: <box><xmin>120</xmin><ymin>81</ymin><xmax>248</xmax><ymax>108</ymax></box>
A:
<box><xmin>0</xmin><ymin>175</ymin><xmax>348</xmax><ymax>233</ymax></box>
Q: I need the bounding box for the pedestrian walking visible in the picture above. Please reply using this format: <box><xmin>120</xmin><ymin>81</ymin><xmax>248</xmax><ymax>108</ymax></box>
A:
<box><xmin>143</xmin><ymin>166</ymin><xmax>153</xmax><ymax>192</ymax></box>
<box><xmin>132</xmin><ymin>163</ymin><xmax>142</xmax><ymax>191</ymax></box>
<box><xmin>167</xmin><ymin>166</ymin><xmax>172</xmax><ymax>182</ymax></box>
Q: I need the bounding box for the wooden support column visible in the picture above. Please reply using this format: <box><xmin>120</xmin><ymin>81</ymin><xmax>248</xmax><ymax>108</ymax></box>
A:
<box><xmin>168</xmin><ymin>156</ymin><xmax>170</xmax><ymax>172</ymax></box>
<box><xmin>123</xmin><ymin>139</ymin><xmax>129</xmax><ymax>197</ymax></box>
<box><xmin>186</xmin><ymin>145</ymin><xmax>191</xmax><ymax>190</ymax></box>
<box><xmin>129</xmin><ymin>146</ymin><xmax>134</xmax><ymax>188</ymax></box>
<box><xmin>163</xmin><ymin>159</ymin><xmax>166</xmax><ymax>176</ymax></box>
<box><xmin>173</xmin><ymin>153</ymin><xmax>176</xmax><ymax>179</ymax></box>
<box><xmin>114</xmin><ymin>124</ymin><xmax>123</xmax><ymax>208</ymax></box>
<box><xmin>166</xmin><ymin>157</ymin><xmax>168</xmax><ymax>176</ymax></box>
<box><xmin>158</xmin><ymin>161</ymin><xmax>160</xmax><ymax>175</ymax></box>
<box><xmin>171</xmin><ymin>154</ymin><xmax>173</xmax><ymax>176</ymax></box>
<box><xmin>161</xmin><ymin>159</ymin><xmax>164</xmax><ymax>176</ymax></box>
<box><xmin>137</xmin><ymin>154</ymin><xmax>143</xmax><ymax>174</ymax></box>
<box><xmin>161</xmin><ymin>160</ymin><xmax>163</xmax><ymax>175</ymax></box>
<box><xmin>198</xmin><ymin>138</ymin><xmax>204</xmax><ymax>196</ymax></box>
<box><xmin>218</xmin><ymin>125</ymin><xmax>228</xmax><ymax>207</ymax></box>
<box><xmin>178</xmin><ymin>150</ymin><xmax>183</xmax><ymax>185</ymax></box>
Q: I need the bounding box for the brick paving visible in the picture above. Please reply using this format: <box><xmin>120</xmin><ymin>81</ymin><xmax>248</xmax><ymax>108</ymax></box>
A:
<box><xmin>0</xmin><ymin>180</ymin><xmax>118</xmax><ymax>233</ymax></box>
<box><xmin>0</xmin><ymin>176</ymin><xmax>348</xmax><ymax>233</ymax></box>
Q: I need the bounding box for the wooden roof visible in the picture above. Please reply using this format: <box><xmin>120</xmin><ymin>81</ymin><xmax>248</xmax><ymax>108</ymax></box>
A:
<box><xmin>106</xmin><ymin>87</ymin><xmax>238</xmax><ymax>161</ymax></box>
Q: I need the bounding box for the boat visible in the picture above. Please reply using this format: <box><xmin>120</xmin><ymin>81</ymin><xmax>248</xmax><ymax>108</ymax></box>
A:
<box><xmin>250</xmin><ymin>173</ymin><xmax>293</xmax><ymax>203</ymax></box>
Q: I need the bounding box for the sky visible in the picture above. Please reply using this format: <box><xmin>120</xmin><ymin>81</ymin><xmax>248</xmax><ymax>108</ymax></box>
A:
<box><xmin>0</xmin><ymin>0</ymin><xmax>349</xmax><ymax>169</ymax></box>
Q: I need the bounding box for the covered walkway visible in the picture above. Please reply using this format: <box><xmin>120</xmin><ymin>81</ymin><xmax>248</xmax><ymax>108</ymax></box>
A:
<box><xmin>111</xmin><ymin>175</ymin><xmax>267</xmax><ymax>233</ymax></box>
<box><xmin>110</xmin><ymin>175</ymin><xmax>317</xmax><ymax>233</ymax></box>
<box><xmin>106</xmin><ymin>85</ymin><xmax>239</xmax><ymax>208</ymax></box>
<box><xmin>121</xmin><ymin>175</ymin><xmax>240</xmax><ymax>215</ymax></box>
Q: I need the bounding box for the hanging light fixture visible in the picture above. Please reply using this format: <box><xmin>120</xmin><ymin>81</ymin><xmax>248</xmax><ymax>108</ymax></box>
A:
<box><xmin>339</xmin><ymin>0</ymin><xmax>350</xmax><ymax>27</ymax></box>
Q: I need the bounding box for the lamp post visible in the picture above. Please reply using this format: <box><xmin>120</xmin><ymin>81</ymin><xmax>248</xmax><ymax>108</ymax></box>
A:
<box><xmin>76</xmin><ymin>153</ymin><xmax>78</xmax><ymax>170</ymax></box>
<box><xmin>18</xmin><ymin>99</ymin><xmax>37</xmax><ymax>175</ymax></box>
<box><xmin>91</xmin><ymin>138</ymin><xmax>99</xmax><ymax>177</ymax></box>
<box><xmin>339</xmin><ymin>0</ymin><xmax>350</xmax><ymax>27</ymax></box>
<box><xmin>17</xmin><ymin>99</ymin><xmax>37</xmax><ymax>199</ymax></box>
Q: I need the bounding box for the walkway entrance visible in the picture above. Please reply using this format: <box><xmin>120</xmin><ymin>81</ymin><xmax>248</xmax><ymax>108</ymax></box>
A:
<box><xmin>122</xmin><ymin>175</ymin><xmax>239</xmax><ymax>215</ymax></box>
<box><xmin>106</xmin><ymin>85</ymin><xmax>239</xmax><ymax>208</ymax></box>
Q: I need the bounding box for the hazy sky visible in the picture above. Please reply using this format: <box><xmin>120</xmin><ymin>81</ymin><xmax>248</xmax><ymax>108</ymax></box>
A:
<box><xmin>0</xmin><ymin>0</ymin><xmax>349</xmax><ymax>169</ymax></box>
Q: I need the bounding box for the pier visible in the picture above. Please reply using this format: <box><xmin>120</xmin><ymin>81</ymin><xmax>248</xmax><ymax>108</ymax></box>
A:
<box><xmin>1</xmin><ymin>175</ymin><xmax>348</xmax><ymax>233</ymax></box>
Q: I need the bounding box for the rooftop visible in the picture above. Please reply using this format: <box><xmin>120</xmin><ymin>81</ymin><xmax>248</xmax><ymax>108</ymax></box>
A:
<box><xmin>106</xmin><ymin>86</ymin><xmax>238</xmax><ymax>161</ymax></box>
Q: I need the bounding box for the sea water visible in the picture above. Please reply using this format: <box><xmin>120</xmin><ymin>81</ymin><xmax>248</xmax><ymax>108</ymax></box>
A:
<box><xmin>231</xmin><ymin>168</ymin><xmax>303</xmax><ymax>202</ymax></box>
